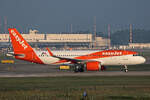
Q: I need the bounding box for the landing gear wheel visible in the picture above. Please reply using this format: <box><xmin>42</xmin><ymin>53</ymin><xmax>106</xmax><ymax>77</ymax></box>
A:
<box><xmin>74</xmin><ymin>65</ymin><xmax>80</xmax><ymax>73</ymax></box>
<box><xmin>74</xmin><ymin>64</ymin><xmax>84</xmax><ymax>72</ymax></box>
<box><xmin>125</xmin><ymin>69</ymin><xmax>128</xmax><ymax>72</ymax></box>
<box><xmin>124</xmin><ymin>65</ymin><xmax>128</xmax><ymax>72</ymax></box>
<box><xmin>79</xmin><ymin>68</ymin><xmax>84</xmax><ymax>72</ymax></box>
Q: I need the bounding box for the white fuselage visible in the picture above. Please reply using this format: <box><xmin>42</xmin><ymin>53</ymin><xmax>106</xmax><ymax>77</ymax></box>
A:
<box><xmin>33</xmin><ymin>50</ymin><xmax>146</xmax><ymax>65</ymax></box>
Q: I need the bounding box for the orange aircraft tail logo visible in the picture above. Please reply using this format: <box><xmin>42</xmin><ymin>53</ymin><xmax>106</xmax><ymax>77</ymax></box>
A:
<box><xmin>10</xmin><ymin>29</ymin><xmax>28</xmax><ymax>50</ymax></box>
<box><xmin>8</xmin><ymin>28</ymin><xmax>32</xmax><ymax>52</ymax></box>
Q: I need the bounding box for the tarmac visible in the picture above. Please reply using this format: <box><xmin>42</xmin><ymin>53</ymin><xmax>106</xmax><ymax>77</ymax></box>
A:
<box><xmin>0</xmin><ymin>63</ymin><xmax>150</xmax><ymax>77</ymax></box>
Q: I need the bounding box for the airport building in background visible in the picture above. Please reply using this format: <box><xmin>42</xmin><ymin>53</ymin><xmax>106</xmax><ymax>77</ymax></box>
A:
<box><xmin>0</xmin><ymin>29</ymin><xmax>111</xmax><ymax>49</ymax></box>
<box><xmin>1</xmin><ymin>29</ymin><xmax>150</xmax><ymax>49</ymax></box>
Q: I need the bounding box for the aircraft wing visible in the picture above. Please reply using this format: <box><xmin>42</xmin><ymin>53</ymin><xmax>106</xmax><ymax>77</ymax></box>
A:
<box><xmin>46</xmin><ymin>48</ymin><xmax>93</xmax><ymax>63</ymax></box>
<box><xmin>53</xmin><ymin>55</ymin><xmax>89</xmax><ymax>63</ymax></box>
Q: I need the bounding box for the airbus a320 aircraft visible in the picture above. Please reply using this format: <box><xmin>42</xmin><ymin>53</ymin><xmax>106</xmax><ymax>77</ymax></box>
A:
<box><xmin>8</xmin><ymin>28</ymin><xmax>146</xmax><ymax>72</ymax></box>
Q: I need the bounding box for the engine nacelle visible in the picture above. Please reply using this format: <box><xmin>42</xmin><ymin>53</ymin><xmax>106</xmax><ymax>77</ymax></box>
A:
<box><xmin>86</xmin><ymin>61</ymin><xmax>101</xmax><ymax>71</ymax></box>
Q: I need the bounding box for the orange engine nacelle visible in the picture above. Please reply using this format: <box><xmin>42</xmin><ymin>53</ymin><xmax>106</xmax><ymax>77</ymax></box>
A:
<box><xmin>86</xmin><ymin>61</ymin><xmax>101</xmax><ymax>71</ymax></box>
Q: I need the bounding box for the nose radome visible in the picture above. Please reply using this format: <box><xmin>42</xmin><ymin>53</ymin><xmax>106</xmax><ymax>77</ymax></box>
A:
<box><xmin>139</xmin><ymin>56</ymin><xmax>146</xmax><ymax>64</ymax></box>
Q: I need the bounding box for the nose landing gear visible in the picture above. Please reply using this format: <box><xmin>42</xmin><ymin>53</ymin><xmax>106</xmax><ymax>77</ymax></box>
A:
<box><xmin>121</xmin><ymin>65</ymin><xmax>128</xmax><ymax>72</ymax></box>
<box><xmin>123</xmin><ymin>65</ymin><xmax>128</xmax><ymax>72</ymax></box>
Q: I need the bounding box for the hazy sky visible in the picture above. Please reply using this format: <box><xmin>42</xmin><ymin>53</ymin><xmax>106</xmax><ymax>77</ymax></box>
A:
<box><xmin>0</xmin><ymin>0</ymin><xmax>150</xmax><ymax>33</ymax></box>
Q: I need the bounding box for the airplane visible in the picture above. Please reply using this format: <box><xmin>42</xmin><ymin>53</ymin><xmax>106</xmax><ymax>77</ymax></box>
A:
<box><xmin>8</xmin><ymin>28</ymin><xmax>146</xmax><ymax>72</ymax></box>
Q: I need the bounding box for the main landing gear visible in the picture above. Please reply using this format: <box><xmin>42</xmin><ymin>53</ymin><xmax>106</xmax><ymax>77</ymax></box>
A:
<box><xmin>121</xmin><ymin>65</ymin><xmax>128</xmax><ymax>72</ymax></box>
<box><xmin>74</xmin><ymin>64</ymin><xmax>84</xmax><ymax>72</ymax></box>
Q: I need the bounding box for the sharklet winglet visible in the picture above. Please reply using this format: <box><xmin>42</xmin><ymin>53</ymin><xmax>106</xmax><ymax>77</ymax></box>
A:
<box><xmin>46</xmin><ymin>48</ymin><xmax>54</xmax><ymax>56</ymax></box>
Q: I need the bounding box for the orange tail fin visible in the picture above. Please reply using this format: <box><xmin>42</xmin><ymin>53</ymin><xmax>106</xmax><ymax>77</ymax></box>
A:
<box><xmin>8</xmin><ymin>28</ymin><xmax>43</xmax><ymax>64</ymax></box>
<box><xmin>8</xmin><ymin>28</ymin><xmax>32</xmax><ymax>53</ymax></box>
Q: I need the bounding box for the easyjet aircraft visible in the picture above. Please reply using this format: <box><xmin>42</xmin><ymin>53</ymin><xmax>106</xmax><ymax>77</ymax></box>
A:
<box><xmin>8</xmin><ymin>28</ymin><xmax>146</xmax><ymax>72</ymax></box>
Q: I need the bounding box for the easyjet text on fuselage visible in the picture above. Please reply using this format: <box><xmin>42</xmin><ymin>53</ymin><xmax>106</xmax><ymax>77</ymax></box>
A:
<box><xmin>102</xmin><ymin>52</ymin><xmax>122</xmax><ymax>56</ymax></box>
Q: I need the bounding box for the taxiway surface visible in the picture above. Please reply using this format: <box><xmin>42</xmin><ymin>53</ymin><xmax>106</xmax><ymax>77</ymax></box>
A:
<box><xmin>0</xmin><ymin>63</ymin><xmax>150</xmax><ymax>77</ymax></box>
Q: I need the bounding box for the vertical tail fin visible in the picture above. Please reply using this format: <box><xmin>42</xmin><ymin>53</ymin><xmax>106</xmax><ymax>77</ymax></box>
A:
<box><xmin>8</xmin><ymin>28</ymin><xmax>43</xmax><ymax>64</ymax></box>
<box><xmin>8</xmin><ymin>28</ymin><xmax>32</xmax><ymax>53</ymax></box>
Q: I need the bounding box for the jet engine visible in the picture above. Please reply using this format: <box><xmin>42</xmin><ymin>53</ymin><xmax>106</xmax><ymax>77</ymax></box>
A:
<box><xmin>73</xmin><ymin>61</ymin><xmax>106</xmax><ymax>72</ymax></box>
<box><xmin>86</xmin><ymin>61</ymin><xmax>101</xmax><ymax>71</ymax></box>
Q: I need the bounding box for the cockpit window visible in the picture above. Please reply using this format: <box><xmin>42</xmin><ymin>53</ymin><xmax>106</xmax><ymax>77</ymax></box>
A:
<box><xmin>133</xmin><ymin>54</ymin><xmax>139</xmax><ymax>56</ymax></box>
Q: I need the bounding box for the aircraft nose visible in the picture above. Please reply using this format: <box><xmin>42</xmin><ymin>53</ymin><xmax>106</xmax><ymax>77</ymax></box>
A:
<box><xmin>139</xmin><ymin>56</ymin><xmax>146</xmax><ymax>64</ymax></box>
